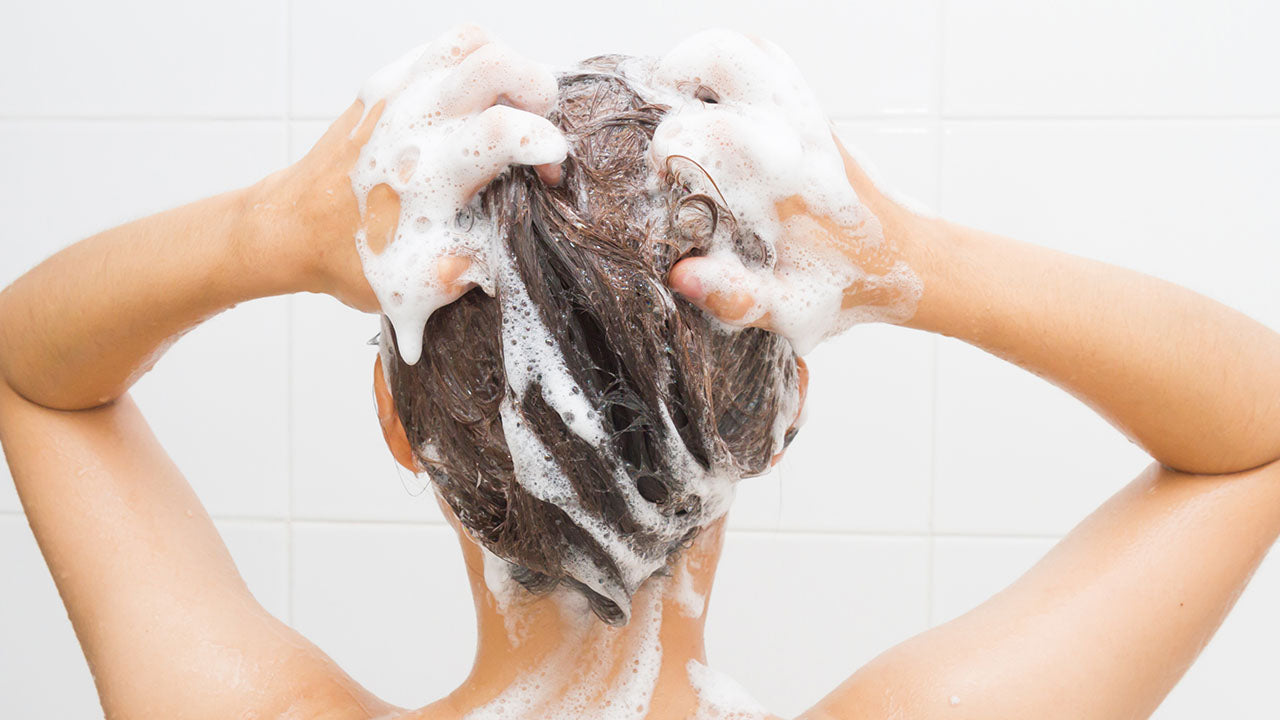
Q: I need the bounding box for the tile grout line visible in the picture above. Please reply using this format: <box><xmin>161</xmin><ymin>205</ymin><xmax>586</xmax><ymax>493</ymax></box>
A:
<box><xmin>282</xmin><ymin>0</ymin><xmax>296</xmax><ymax>628</ymax></box>
<box><xmin>0</xmin><ymin>115</ymin><xmax>293</xmax><ymax>123</ymax></box>
<box><xmin>925</xmin><ymin>0</ymin><xmax>948</xmax><ymax>630</ymax></box>
<box><xmin>937</xmin><ymin>113</ymin><xmax>1280</xmax><ymax>123</ymax></box>
<box><xmin>0</xmin><ymin>507</ymin><xmax>1065</xmax><ymax>541</ymax></box>
<box><xmin>6</xmin><ymin>113</ymin><xmax>1280</xmax><ymax>124</ymax></box>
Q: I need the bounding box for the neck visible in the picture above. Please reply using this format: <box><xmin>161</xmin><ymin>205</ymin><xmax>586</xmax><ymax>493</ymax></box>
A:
<box><xmin>432</xmin><ymin>520</ymin><xmax>751</xmax><ymax>719</ymax></box>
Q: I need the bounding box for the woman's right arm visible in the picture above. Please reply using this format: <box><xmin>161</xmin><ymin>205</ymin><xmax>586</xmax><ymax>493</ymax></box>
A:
<box><xmin>654</xmin><ymin>31</ymin><xmax>1280</xmax><ymax>714</ymax></box>
<box><xmin>897</xmin><ymin>204</ymin><xmax>1280</xmax><ymax>476</ymax></box>
<box><xmin>758</xmin><ymin>160</ymin><xmax>1280</xmax><ymax>718</ymax></box>
<box><xmin>790</xmin><ymin>168</ymin><xmax>1280</xmax><ymax>718</ymax></box>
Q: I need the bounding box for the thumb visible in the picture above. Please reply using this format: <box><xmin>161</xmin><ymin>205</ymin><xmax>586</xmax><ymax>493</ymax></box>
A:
<box><xmin>668</xmin><ymin>255</ymin><xmax>764</xmax><ymax>326</ymax></box>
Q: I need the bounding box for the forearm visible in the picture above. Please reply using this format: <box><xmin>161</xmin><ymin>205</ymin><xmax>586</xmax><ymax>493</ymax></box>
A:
<box><xmin>901</xmin><ymin>218</ymin><xmax>1280</xmax><ymax>474</ymax></box>
<box><xmin>0</xmin><ymin>186</ymin><xmax>297</xmax><ymax>410</ymax></box>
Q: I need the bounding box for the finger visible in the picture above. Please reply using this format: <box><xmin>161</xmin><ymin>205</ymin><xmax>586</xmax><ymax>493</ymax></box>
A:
<box><xmin>437</xmin><ymin>42</ymin><xmax>559</xmax><ymax>116</ymax></box>
<box><xmin>654</xmin><ymin>29</ymin><xmax>769</xmax><ymax>103</ymax></box>
<box><xmin>349</xmin><ymin>98</ymin><xmax>386</xmax><ymax>147</ymax></box>
<box><xmin>651</xmin><ymin>110</ymin><xmax>772</xmax><ymax>188</ymax></box>
<box><xmin>452</xmin><ymin>105</ymin><xmax>568</xmax><ymax>197</ymax></box>
<box><xmin>329</xmin><ymin>99</ymin><xmax>369</xmax><ymax>138</ymax></box>
<box><xmin>436</xmin><ymin>255</ymin><xmax>475</xmax><ymax>296</ymax></box>
<box><xmin>795</xmin><ymin>356</ymin><xmax>809</xmax><ymax>408</ymax></box>
<box><xmin>668</xmin><ymin>255</ymin><xmax>762</xmax><ymax>326</ymax></box>
<box><xmin>535</xmin><ymin>162</ymin><xmax>563</xmax><ymax>187</ymax></box>
<box><xmin>417</xmin><ymin>23</ymin><xmax>492</xmax><ymax>72</ymax></box>
<box><xmin>362</xmin><ymin>183</ymin><xmax>402</xmax><ymax>254</ymax></box>
<box><xmin>359</xmin><ymin>26</ymin><xmax>492</xmax><ymax>104</ymax></box>
<box><xmin>437</xmin><ymin>23</ymin><xmax>492</xmax><ymax>64</ymax></box>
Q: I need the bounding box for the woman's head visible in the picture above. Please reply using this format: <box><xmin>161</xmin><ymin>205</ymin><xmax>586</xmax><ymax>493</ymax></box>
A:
<box><xmin>378</xmin><ymin>56</ymin><xmax>801</xmax><ymax>625</ymax></box>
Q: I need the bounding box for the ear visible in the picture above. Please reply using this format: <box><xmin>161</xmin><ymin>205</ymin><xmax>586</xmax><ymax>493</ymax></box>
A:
<box><xmin>373</xmin><ymin>355</ymin><xmax>419</xmax><ymax>472</ymax></box>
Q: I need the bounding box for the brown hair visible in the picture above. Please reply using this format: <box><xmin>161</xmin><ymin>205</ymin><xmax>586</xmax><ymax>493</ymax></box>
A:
<box><xmin>384</xmin><ymin>56</ymin><xmax>799</xmax><ymax>625</ymax></box>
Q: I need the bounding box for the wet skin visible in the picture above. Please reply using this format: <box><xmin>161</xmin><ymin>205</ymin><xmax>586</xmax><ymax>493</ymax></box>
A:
<box><xmin>3</xmin><ymin>26</ymin><xmax>1280</xmax><ymax>720</ymax></box>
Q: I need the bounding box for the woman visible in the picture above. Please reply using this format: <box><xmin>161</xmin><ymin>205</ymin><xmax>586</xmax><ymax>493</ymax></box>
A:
<box><xmin>2</xmin><ymin>27</ymin><xmax>1279</xmax><ymax>720</ymax></box>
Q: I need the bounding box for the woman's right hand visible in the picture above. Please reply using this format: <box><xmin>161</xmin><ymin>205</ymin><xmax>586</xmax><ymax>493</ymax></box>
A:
<box><xmin>651</xmin><ymin>30</ymin><xmax>927</xmax><ymax>353</ymax></box>
<box><xmin>247</xmin><ymin>24</ymin><xmax>566</xmax><ymax>314</ymax></box>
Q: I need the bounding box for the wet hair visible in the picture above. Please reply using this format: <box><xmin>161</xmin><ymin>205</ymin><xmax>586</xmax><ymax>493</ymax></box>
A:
<box><xmin>384</xmin><ymin>56</ymin><xmax>799</xmax><ymax>625</ymax></box>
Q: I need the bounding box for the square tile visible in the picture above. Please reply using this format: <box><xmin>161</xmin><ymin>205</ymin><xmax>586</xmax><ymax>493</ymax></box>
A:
<box><xmin>779</xmin><ymin>326</ymin><xmax>935</xmax><ymax>533</ymax></box>
<box><xmin>726</xmin><ymin>467</ymin><xmax>782</xmax><ymax>531</ymax></box>
<box><xmin>933</xmin><ymin>337</ymin><xmax>1149</xmax><ymax>535</ymax></box>
<box><xmin>0</xmin><ymin>121</ymin><xmax>286</xmax><ymax>289</ymax></box>
<box><xmin>707</xmin><ymin>531</ymin><xmax>930</xmax><ymax>717</ymax></box>
<box><xmin>215</xmin><ymin>519</ymin><xmax>291</xmax><ymax>622</ymax></box>
<box><xmin>943</xmin><ymin>0</ymin><xmax>1280</xmax><ymax>117</ymax></box>
<box><xmin>833</xmin><ymin>122</ymin><xmax>942</xmax><ymax>214</ymax></box>
<box><xmin>930</xmin><ymin>535</ymin><xmax>1058</xmax><ymax>625</ymax></box>
<box><xmin>290</xmin><ymin>521</ymin><xmax>476</xmax><ymax>707</ymax></box>
<box><xmin>0</xmin><ymin>1</ymin><xmax>285</xmax><ymax>117</ymax></box>
<box><xmin>129</xmin><ymin>296</ymin><xmax>291</xmax><ymax>519</ymax></box>
<box><xmin>940</xmin><ymin>121</ymin><xmax>1280</xmax><ymax>329</ymax></box>
<box><xmin>290</xmin><ymin>293</ymin><xmax>446</xmax><ymax>522</ymax></box>
<box><xmin>291</xmin><ymin>0</ymin><xmax>939</xmax><ymax>119</ymax></box>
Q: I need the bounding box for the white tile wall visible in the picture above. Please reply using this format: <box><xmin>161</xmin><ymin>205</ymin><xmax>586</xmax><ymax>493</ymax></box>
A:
<box><xmin>939</xmin><ymin>120</ymin><xmax>1280</xmax><ymax>329</ymax></box>
<box><xmin>290</xmin><ymin>0</ymin><xmax>939</xmax><ymax>120</ymax></box>
<box><xmin>943</xmin><ymin>0</ymin><xmax>1280</xmax><ymax>117</ymax></box>
<box><xmin>0</xmin><ymin>120</ymin><xmax>291</xmax><ymax>517</ymax></box>
<box><xmin>3</xmin><ymin>2</ymin><xmax>1279</xmax><ymax>718</ymax></box>
<box><xmin>0</xmin><ymin>1</ymin><xmax>285</xmax><ymax>117</ymax></box>
<box><xmin>708</xmin><ymin>532</ymin><xmax>930</xmax><ymax>717</ymax></box>
<box><xmin>290</xmin><ymin>522</ymin><xmax>476</xmax><ymax>707</ymax></box>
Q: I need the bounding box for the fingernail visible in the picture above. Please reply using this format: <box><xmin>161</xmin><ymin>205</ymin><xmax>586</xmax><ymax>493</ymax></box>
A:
<box><xmin>537</xmin><ymin>162</ymin><xmax>563</xmax><ymax>187</ymax></box>
<box><xmin>676</xmin><ymin>270</ymin><xmax>705</xmax><ymax>300</ymax></box>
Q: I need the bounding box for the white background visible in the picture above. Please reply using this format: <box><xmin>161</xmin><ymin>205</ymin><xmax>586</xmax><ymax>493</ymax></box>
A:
<box><xmin>2</xmin><ymin>1</ymin><xmax>1279</xmax><ymax>717</ymax></box>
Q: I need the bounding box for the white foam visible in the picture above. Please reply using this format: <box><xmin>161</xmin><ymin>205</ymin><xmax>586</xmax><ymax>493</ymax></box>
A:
<box><xmin>672</xmin><ymin>560</ymin><xmax>705</xmax><ymax>619</ymax></box>
<box><xmin>464</xmin><ymin>583</ymin><xmax>667</xmax><ymax>720</ymax></box>
<box><xmin>360</xmin><ymin>28</ymin><xmax>817</xmax><ymax>624</ymax></box>
<box><xmin>687</xmin><ymin>659</ymin><xmax>769</xmax><ymax>720</ymax></box>
<box><xmin>495</xmin><ymin>244</ymin><xmax>607</xmax><ymax>445</ymax></box>
<box><xmin>481</xmin><ymin>549</ymin><xmax>531</xmax><ymax>647</ymax></box>
<box><xmin>352</xmin><ymin>26</ymin><xmax>567</xmax><ymax>365</ymax></box>
<box><xmin>639</xmin><ymin>29</ymin><xmax>922</xmax><ymax>354</ymax></box>
<box><xmin>492</xmin><ymin>242</ymin><xmax>740</xmax><ymax>620</ymax></box>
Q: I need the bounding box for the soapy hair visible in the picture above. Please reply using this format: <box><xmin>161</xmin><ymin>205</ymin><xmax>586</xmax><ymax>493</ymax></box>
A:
<box><xmin>384</xmin><ymin>56</ymin><xmax>798</xmax><ymax>625</ymax></box>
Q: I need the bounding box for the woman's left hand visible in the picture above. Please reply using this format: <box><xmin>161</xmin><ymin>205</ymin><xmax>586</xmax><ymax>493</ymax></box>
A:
<box><xmin>650</xmin><ymin>30</ymin><xmax>925</xmax><ymax>354</ymax></box>
<box><xmin>246</xmin><ymin>99</ymin><xmax>389</xmax><ymax>312</ymax></box>
<box><xmin>246</xmin><ymin>24</ymin><xmax>566</xmax><ymax>314</ymax></box>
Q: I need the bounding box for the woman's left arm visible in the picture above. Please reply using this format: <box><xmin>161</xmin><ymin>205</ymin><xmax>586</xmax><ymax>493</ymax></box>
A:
<box><xmin>0</xmin><ymin>99</ymin><xmax>383</xmax><ymax>412</ymax></box>
<box><xmin>0</xmin><ymin>26</ymin><xmax>569</xmax><ymax>715</ymax></box>
<box><xmin>0</xmin><ymin>102</ymin><xmax>399</xmax><ymax>720</ymax></box>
